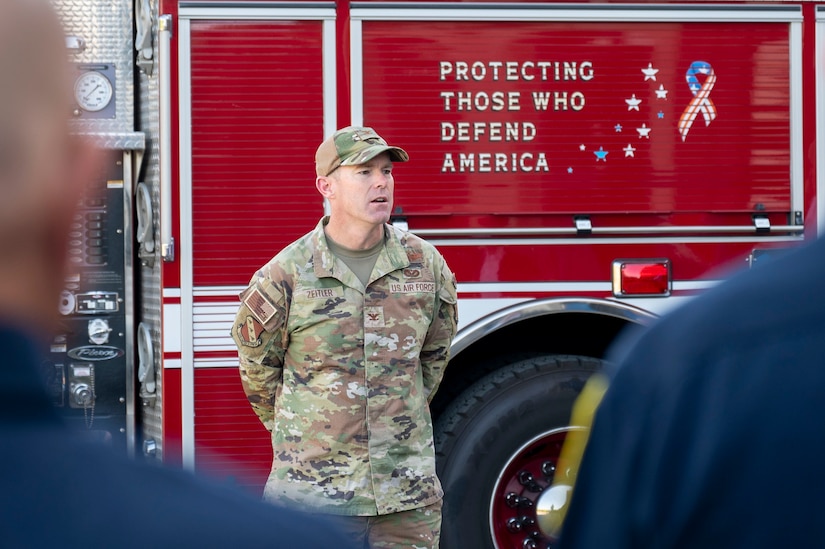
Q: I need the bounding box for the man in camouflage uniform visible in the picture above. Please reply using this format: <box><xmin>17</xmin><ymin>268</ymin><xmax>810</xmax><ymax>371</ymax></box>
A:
<box><xmin>231</xmin><ymin>126</ymin><xmax>458</xmax><ymax>548</ymax></box>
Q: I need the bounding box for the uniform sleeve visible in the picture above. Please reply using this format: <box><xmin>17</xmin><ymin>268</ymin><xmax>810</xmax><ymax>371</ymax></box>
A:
<box><xmin>230</xmin><ymin>274</ymin><xmax>288</xmax><ymax>431</ymax></box>
<box><xmin>420</xmin><ymin>257</ymin><xmax>458</xmax><ymax>403</ymax></box>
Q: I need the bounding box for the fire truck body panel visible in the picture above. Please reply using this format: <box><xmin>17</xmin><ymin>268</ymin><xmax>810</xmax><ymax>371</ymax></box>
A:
<box><xmin>354</xmin><ymin>10</ymin><xmax>799</xmax><ymax>219</ymax></box>
<box><xmin>50</xmin><ymin>0</ymin><xmax>823</xmax><ymax>546</ymax></box>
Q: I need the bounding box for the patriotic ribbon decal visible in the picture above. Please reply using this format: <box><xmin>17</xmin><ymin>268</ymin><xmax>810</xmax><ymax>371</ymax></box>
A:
<box><xmin>678</xmin><ymin>61</ymin><xmax>717</xmax><ymax>142</ymax></box>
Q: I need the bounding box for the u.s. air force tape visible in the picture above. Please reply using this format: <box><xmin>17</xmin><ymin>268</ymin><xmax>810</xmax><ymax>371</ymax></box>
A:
<box><xmin>243</xmin><ymin>286</ymin><xmax>277</xmax><ymax>326</ymax></box>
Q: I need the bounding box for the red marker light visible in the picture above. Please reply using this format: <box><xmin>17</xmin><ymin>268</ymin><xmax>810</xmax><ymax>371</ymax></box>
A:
<box><xmin>612</xmin><ymin>259</ymin><xmax>671</xmax><ymax>297</ymax></box>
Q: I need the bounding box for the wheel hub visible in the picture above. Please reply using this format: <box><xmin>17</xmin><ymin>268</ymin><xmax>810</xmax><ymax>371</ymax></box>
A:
<box><xmin>489</xmin><ymin>427</ymin><xmax>580</xmax><ymax>549</ymax></box>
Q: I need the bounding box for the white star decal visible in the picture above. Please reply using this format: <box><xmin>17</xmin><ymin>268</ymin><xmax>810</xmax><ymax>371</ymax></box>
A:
<box><xmin>623</xmin><ymin>144</ymin><xmax>636</xmax><ymax>157</ymax></box>
<box><xmin>655</xmin><ymin>84</ymin><xmax>668</xmax><ymax>99</ymax></box>
<box><xmin>579</xmin><ymin>144</ymin><xmax>586</xmax><ymax>151</ymax></box>
<box><xmin>642</xmin><ymin>63</ymin><xmax>659</xmax><ymax>81</ymax></box>
<box><xmin>637</xmin><ymin>124</ymin><xmax>651</xmax><ymax>139</ymax></box>
<box><xmin>626</xmin><ymin>94</ymin><xmax>642</xmax><ymax>111</ymax></box>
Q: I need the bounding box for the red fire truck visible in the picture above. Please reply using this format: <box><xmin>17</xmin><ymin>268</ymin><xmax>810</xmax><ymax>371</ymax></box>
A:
<box><xmin>51</xmin><ymin>0</ymin><xmax>821</xmax><ymax>547</ymax></box>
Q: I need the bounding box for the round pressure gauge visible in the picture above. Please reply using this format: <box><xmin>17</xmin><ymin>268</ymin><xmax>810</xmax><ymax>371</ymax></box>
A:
<box><xmin>74</xmin><ymin>71</ymin><xmax>113</xmax><ymax>112</ymax></box>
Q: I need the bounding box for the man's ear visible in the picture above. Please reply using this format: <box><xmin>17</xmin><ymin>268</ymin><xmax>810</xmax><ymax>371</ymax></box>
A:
<box><xmin>316</xmin><ymin>175</ymin><xmax>334</xmax><ymax>199</ymax></box>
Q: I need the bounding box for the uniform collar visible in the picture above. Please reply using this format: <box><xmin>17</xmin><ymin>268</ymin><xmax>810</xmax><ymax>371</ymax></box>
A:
<box><xmin>311</xmin><ymin>217</ymin><xmax>410</xmax><ymax>285</ymax></box>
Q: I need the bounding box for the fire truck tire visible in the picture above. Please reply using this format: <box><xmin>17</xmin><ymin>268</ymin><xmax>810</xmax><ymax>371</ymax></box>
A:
<box><xmin>434</xmin><ymin>354</ymin><xmax>602</xmax><ymax>549</ymax></box>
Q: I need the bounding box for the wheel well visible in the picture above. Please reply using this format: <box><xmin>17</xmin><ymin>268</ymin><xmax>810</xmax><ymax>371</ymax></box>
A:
<box><xmin>431</xmin><ymin>311</ymin><xmax>636</xmax><ymax>420</ymax></box>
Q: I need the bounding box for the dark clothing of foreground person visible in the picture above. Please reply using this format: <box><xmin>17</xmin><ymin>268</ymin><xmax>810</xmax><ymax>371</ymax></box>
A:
<box><xmin>0</xmin><ymin>326</ymin><xmax>353</xmax><ymax>548</ymax></box>
<box><xmin>559</xmin><ymin>237</ymin><xmax>825</xmax><ymax>548</ymax></box>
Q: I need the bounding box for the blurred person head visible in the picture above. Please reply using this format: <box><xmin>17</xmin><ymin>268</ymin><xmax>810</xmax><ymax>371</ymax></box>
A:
<box><xmin>0</xmin><ymin>8</ymin><xmax>362</xmax><ymax>549</ymax></box>
<box><xmin>0</xmin><ymin>0</ymin><xmax>94</xmax><ymax>331</ymax></box>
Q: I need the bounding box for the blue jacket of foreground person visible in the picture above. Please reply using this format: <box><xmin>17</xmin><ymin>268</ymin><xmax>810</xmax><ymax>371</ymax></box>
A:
<box><xmin>0</xmin><ymin>325</ymin><xmax>354</xmax><ymax>549</ymax></box>
<box><xmin>559</xmin><ymin>236</ymin><xmax>825</xmax><ymax>548</ymax></box>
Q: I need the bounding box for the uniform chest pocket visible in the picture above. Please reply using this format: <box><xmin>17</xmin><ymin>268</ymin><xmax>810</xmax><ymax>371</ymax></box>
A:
<box><xmin>287</xmin><ymin>284</ymin><xmax>364</xmax><ymax>340</ymax></box>
<box><xmin>384</xmin><ymin>271</ymin><xmax>437</xmax><ymax>322</ymax></box>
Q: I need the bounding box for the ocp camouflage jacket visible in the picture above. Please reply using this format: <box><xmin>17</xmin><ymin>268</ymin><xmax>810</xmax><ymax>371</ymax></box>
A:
<box><xmin>231</xmin><ymin>217</ymin><xmax>458</xmax><ymax>516</ymax></box>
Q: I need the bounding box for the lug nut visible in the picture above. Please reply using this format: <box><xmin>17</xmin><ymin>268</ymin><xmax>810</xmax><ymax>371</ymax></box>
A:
<box><xmin>506</xmin><ymin>492</ymin><xmax>520</xmax><ymax>508</ymax></box>
<box><xmin>507</xmin><ymin>518</ymin><xmax>523</xmax><ymax>533</ymax></box>
<box><xmin>520</xmin><ymin>516</ymin><xmax>536</xmax><ymax>528</ymax></box>
<box><xmin>518</xmin><ymin>471</ymin><xmax>535</xmax><ymax>485</ymax></box>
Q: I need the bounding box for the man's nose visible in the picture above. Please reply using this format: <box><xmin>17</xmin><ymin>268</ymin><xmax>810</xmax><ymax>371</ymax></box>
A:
<box><xmin>373</xmin><ymin>173</ymin><xmax>390</xmax><ymax>188</ymax></box>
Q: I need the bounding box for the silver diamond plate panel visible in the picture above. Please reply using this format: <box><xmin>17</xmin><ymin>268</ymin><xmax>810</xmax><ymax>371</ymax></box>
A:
<box><xmin>77</xmin><ymin>131</ymin><xmax>146</xmax><ymax>151</ymax></box>
<box><xmin>52</xmin><ymin>0</ymin><xmax>138</xmax><ymax>141</ymax></box>
<box><xmin>135</xmin><ymin>0</ymin><xmax>164</xmax><ymax>460</ymax></box>
<box><xmin>54</xmin><ymin>0</ymin><xmax>160</xmax><ymax>454</ymax></box>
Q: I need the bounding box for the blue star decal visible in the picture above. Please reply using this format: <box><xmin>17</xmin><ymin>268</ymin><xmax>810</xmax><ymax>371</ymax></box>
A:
<box><xmin>657</xmin><ymin>111</ymin><xmax>665</xmax><ymax>119</ymax></box>
<box><xmin>594</xmin><ymin>147</ymin><xmax>608</xmax><ymax>162</ymax></box>
<box><xmin>568</xmin><ymin>167</ymin><xmax>573</xmax><ymax>174</ymax></box>
<box><xmin>615</xmin><ymin>124</ymin><xmax>623</xmax><ymax>132</ymax></box>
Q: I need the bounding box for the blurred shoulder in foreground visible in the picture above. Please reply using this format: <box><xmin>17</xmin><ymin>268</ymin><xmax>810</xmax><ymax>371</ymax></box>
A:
<box><xmin>0</xmin><ymin>2</ymin><xmax>353</xmax><ymax>547</ymax></box>
<box><xmin>558</xmin><ymin>236</ymin><xmax>825</xmax><ymax>549</ymax></box>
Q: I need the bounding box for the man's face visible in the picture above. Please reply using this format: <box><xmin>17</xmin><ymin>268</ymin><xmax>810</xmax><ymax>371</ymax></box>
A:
<box><xmin>326</xmin><ymin>151</ymin><xmax>395</xmax><ymax>229</ymax></box>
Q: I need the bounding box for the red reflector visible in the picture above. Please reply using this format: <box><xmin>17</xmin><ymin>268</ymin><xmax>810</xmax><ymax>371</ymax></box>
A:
<box><xmin>612</xmin><ymin>260</ymin><xmax>670</xmax><ymax>297</ymax></box>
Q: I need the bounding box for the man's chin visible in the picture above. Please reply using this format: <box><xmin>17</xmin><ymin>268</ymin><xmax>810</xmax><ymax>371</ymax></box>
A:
<box><xmin>367</xmin><ymin>211</ymin><xmax>391</xmax><ymax>226</ymax></box>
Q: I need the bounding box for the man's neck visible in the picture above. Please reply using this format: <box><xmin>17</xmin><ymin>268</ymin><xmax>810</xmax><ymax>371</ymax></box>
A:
<box><xmin>323</xmin><ymin>218</ymin><xmax>385</xmax><ymax>251</ymax></box>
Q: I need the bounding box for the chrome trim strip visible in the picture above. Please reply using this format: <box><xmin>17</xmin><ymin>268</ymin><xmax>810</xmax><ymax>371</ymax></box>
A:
<box><xmin>159</xmin><ymin>15</ymin><xmax>174</xmax><ymax>262</ymax></box>
<box><xmin>790</xmin><ymin>19</ymin><xmax>804</xmax><ymax>222</ymax></box>
<box><xmin>350</xmin><ymin>4</ymin><xmax>802</xmax><ymax>22</ymax></box>
<box><xmin>410</xmin><ymin>225</ymin><xmax>803</xmax><ymax>238</ymax></box>
<box><xmin>428</xmin><ymin>234</ymin><xmax>803</xmax><ymax>247</ymax></box>
<box><xmin>190</xmin><ymin>279</ymin><xmax>719</xmax><ymax>299</ymax></box>
<box><xmin>177</xmin><ymin>16</ymin><xmax>196</xmax><ymax>470</ymax></box>
<box><xmin>350</xmin><ymin>17</ymin><xmax>364</xmax><ymax>125</ymax></box>
<box><xmin>451</xmin><ymin>297</ymin><xmax>657</xmax><ymax>357</ymax></box>
<box><xmin>178</xmin><ymin>5</ymin><xmax>336</xmax><ymax>18</ymax></box>
<box><xmin>122</xmin><ymin>151</ymin><xmax>136</xmax><ymax>457</ymax></box>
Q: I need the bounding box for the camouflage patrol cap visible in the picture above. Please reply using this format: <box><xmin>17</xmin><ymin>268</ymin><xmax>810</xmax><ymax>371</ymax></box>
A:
<box><xmin>315</xmin><ymin>126</ymin><xmax>409</xmax><ymax>177</ymax></box>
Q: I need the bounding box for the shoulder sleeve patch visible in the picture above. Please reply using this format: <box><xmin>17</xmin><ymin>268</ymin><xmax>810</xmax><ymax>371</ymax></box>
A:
<box><xmin>237</xmin><ymin>315</ymin><xmax>265</xmax><ymax>348</ymax></box>
<box><xmin>242</xmin><ymin>286</ymin><xmax>278</xmax><ymax>325</ymax></box>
